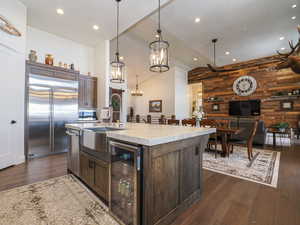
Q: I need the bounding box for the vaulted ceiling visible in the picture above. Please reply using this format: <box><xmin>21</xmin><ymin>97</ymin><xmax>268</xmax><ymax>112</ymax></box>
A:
<box><xmin>19</xmin><ymin>0</ymin><xmax>171</xmax><ymax>46</ymax></box>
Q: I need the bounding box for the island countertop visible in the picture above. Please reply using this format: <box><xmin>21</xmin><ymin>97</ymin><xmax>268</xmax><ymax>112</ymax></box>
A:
<box><xmin>66</xmin><ymin>122</ymin><xmax>216</xmax><ymax>146</ymax></box>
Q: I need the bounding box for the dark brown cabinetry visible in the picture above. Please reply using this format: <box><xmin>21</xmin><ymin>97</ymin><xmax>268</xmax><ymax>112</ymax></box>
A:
<box><xmin>143</xmin><ymin>135</ymin><xmax>209</xmax><ymax>225</ymax></box>
<box><xmin>79</xmin><ymin>75</ymin><xmax>97</xmax><ymax>109</ymax></box>
<box><xmin>80</xmin><ymin>151</ymin><xmax>109</xmax><ymax>202</ymax></box>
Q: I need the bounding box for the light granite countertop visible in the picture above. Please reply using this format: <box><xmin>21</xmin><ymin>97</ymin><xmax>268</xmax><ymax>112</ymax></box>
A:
<box><xmin>66</xmin><ymin>122</ymin><xmax>216</xmax><ymax>146</ymax></box>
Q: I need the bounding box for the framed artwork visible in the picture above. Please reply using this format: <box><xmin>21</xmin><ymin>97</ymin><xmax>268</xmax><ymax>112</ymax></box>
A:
<box><xmin>281</xmin><ymin>101</ymin><xmax>293</xmax><ymax>111</ymax></box>
<box><xmin>212</xmin><ymin>104</ymin><xmax>220</xmax><ymax>111</ymax></box>
<box><xmin>149</xmin><ymin>100</ymin><xmax>162</xmax><ymax>113</ymax></box>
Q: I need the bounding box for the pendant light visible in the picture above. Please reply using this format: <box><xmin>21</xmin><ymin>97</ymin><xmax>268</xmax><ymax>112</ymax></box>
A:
<box><xmin>149</xmin><ymin>0</ymin><xmax>170</xmax><ymax>73</ymax></box>
<box><xmin>212</xmin><ymin>38</ymin><xmax>218</xmax><ymax>66</ymax></box>
<box><xmin>110</xmin><ymin>0</ymin><xmax>125</xmax><ymax>83</ymax></box>
<box><xmin>131</xmin><ymin>75</ymin><xmax>143</xmax><ymax>96</ymax></box>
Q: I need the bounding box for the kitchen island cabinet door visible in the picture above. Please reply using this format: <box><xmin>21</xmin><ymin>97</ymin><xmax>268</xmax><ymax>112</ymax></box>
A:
<box><xmin>92</xmin><ymin>158</ymin><xmax>109</xmax><ymax>202</ymax></box>
<box><xmin>180</xmin><ymin>145</ymin><xmax>200</xmax><ymax>202</ymax></box>
<box><xmin>79</xmin><ymin>152</ymin><xmax>94</xmax><ymax>185</ymax></box>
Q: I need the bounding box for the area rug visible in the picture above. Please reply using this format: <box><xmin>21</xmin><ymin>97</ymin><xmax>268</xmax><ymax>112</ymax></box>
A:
<box><xmin>0</xmin><ymin>175</ymin><xmax>119</xmax><ymax>225</ymax></box>
<box><xmin>203</xmin><ymin>147</ymin><xmax>280</xmax><ymax>188</ymax></box>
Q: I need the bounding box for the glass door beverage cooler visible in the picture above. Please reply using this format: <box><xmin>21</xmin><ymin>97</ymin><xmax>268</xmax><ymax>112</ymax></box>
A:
<box><xmin>109</xmin><ymin>141</ymin><xmax>142</xmax><ymax>225</ymax></box>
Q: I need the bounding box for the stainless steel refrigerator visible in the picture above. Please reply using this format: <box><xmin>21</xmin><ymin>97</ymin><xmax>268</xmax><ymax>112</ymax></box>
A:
<box><xmin>27</xmin><ymin>74</ymin><xmax>78</xmax><ymax>158</ymax></box>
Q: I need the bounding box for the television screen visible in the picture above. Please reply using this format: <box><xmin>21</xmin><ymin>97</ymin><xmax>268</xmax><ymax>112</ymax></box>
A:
<box><xmin>229</xmin><ymin>100</ymin><xmax>261</xmax><ymax>116</ymax></box>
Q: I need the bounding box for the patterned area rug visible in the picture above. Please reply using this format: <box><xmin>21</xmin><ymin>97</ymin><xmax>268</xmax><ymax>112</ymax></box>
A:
<box><xmin>203</xmin><ymin>147</ymin><xmax>280</xmax><ymax>188</ymax></box>
<box><xmin>0</xmin><ymin>175</ymin><xmax>119</xmax><ymax>225</ymax></box>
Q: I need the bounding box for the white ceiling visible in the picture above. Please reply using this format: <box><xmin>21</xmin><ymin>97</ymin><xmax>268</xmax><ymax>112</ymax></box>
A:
<box><xmin>20</xmin><ymin>0</ymin><xmax>170</xmax><ymax>46</ymax></box>
<box><xmin>152</xmin><ymin>0</ymin><xmax>300</xmax><ymax>66</ymax></box>
<box><xmin>20</xmin><ymin>0</ymin><xmax>300</xmax><ymax>86</ymax></box>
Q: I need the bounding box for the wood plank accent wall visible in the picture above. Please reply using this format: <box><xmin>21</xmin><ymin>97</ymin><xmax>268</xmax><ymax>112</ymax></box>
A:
<box><xmin>188</xmin><ymin>55</ymin><xmax>300</xmax><ymax>128</ymax></box>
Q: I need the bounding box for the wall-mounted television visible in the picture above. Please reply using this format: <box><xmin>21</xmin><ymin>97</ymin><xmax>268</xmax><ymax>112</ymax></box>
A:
<box><xmin>229</xmin><ymin>100</ymin><xmax>261</xmax><ymax>116</ymax></box>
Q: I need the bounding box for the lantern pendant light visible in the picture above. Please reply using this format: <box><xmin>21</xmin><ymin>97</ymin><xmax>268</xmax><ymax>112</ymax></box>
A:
<box><xmin>149</xmin><ymin>0</ymin><xmax>170</xmax><ymax>73</ymax></box>
<box><xmin>131</xmin><ymin>75</ymin><xmax>143</xmax><ymax>96</ymax></box>
<box><xmin>110</xmin><ymin>0</ymin><xmax>125</xmax><ymax>83</ymax></box>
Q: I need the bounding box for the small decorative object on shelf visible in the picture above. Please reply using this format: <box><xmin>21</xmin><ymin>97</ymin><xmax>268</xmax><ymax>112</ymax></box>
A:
<box><xmin>70</xmin><ymin>63</ymin><xmax>74</xmax><ymax>70</ymax></box>
<box><xmin>45</xmin><ymin>54</ymin><xmax>54</xmax><ymax>65</ymax></box>
<box><xmin>207</xmin><ymin>96</ymin><xmax>223</xmax><ymax>102</ymax></box>
<box><xmin>212</xmin><ymin>103</ymin><xmax>220</xmax><ymax>111</ymax></box>
<box><xmin>272</xmin><ymin>122</ymin><xmax>289</xmax><ymax>132</ymax></box>
<box><xmin>28</xmin><ymin>50</ymin><xmax>37</xmax><ymax>62</ymax></box>
<box><xmin>58</xmin><ymin>61</ymin><xmax>63</xmax><ymax>67</ymax></box>
<box><xmin>64</xmin><ymin>63</ymin><xmax>68</xmax><ymax>69</ymax></box>
<box><xmin>88</xmin><ymin>72</ymin><xmax>91</xmax><ymax>76</ymax></box>
<box><xmin>281</xmin><ymin>100</ymin><xmax>293</xmax><ymax>111</ymax></box>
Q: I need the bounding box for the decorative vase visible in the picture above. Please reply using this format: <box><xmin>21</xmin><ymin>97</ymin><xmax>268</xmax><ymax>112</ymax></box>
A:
<box><xmin>45</xmin><ymin>54</ymin><xmax>54</xmax><ymax>65</ymax></box>
<box><xmin>279</xmin><ymin>128</ymin><xmax>285</xmax><ymax>132</ymax></box>
<box><xmin>70</xmin><ymin>63</ymin><xmax>74</xmax><ymax>70</ymax></box>
<box><xmin>28</xmin><ymin>50</ymin><xmax>37</xmax><ymax>62</ymax></box>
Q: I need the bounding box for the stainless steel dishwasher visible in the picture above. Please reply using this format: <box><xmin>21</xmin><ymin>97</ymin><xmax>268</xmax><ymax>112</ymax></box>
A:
<box><xmin>66</xmin><ymin>128</ymin><xmax>81</xmax><ymax>177</ymax></box>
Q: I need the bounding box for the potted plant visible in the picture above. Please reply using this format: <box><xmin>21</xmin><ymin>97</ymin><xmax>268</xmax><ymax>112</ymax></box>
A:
<box><xmin>273</xmin><ymin>122</ymin><xmax>289</xmax><ymax>132</ymax></box>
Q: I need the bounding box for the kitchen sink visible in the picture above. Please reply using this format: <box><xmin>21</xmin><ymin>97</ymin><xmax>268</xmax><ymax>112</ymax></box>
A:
<box><xmin>82</xmin><ymin>127</ymin><xmax>124</xmax><ymax>152</ymax></box>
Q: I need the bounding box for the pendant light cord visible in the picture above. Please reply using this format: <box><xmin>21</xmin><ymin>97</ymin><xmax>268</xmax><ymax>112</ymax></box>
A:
<box><xmin>214</xmin><ymin>41</ymin><xmax>216</xmax><ymax>66</ymax></box>
<box><xmin>116</xmin><ymin>0</ymin><xmax>120</xmax><ymax>57</ymax></box>
<box><xmin>158</xmin><ymin>0</ymin><xmax>161</xmax><ymax>31</ymax></box>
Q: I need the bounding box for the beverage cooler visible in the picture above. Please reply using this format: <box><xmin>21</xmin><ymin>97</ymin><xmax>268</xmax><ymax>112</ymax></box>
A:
<box><xmin>109</xmin><ymin>141</ymin><xmax>143</xmax><ymax>225</ymax></box>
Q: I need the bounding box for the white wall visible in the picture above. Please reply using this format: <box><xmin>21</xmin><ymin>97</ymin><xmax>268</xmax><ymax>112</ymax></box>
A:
<box><xmin>129</xmin><ymin>66</ymin><xmax>190</xmax><ymax>120</ymax></box>
<box><xmin>130</xmin><ymin>68</ymin><xmax>175</xmax><ymax>117</ymax></box>
<box><xmin>0</xmin><ymin>0</ymin><xmax>27</xmax><ymax>166</ymax></box>
<box><xmin>26</xmin><ymin>26</ymin><xmax>95</xmax><ymax>75</ymax></box>
<box><xmin>174</xmin><ymin>66</ymin><xmax>189</xmax><ymax>119</ymax></box>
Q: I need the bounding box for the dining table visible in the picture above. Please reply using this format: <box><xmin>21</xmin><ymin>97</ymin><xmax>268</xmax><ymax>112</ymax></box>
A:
<box><xmin>217</xmin><ymin>127</ymin><xmax>243</xmax><ymax>157</ymax></box>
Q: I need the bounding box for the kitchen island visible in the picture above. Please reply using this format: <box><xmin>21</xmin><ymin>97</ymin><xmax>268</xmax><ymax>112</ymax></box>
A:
<box><xmin>66</xmin><ymin>123</ymin><xmax>215</xmax><ymax>225</ymax></box>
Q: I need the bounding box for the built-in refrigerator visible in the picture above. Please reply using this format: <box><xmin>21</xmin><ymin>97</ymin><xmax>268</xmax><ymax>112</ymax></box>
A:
<box><xmin>27</xmin><ymin>74</ymin><xmax>78</xmax><ymax>158</ymax></box>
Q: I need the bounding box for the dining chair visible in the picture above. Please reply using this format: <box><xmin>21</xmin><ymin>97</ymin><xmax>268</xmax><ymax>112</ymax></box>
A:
<box><xmin>167</xmin><ymin>119</ymin><xmax>180</xmax><ymax>125</ymax></box>
<box><xmin>147</xmin><ymin>115</ymin><xmax>152</xmax><ymax>124</ymax></box>
<box><xmin>228</xmin><ymin>120</ymin><xmax>259</xmax><ymax>161</ymax></box>
<box><xmin>136</xmin><ymin>115</ymin><xmax>140</xmax><ymax>123</ymax></box>
<box><xmin>159</xmin><ymin>115</ymin><xmax>166</xmax><ymax>125</ymax></box>
<box><xmin>182</xmin><ymin>119</ymin><xmax>196</xmax><ymax>127</ymax></box>
<box><xmin>201</xmin><ymin>119</ymin><xmax>219</xmax><ymax>158</ymax></box>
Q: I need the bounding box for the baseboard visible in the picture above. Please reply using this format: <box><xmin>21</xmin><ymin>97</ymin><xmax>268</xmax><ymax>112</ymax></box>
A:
<box><xmin>14</xmin><ymin>154</ymin><xmax>25</xmax><ymax>165</ymax></box>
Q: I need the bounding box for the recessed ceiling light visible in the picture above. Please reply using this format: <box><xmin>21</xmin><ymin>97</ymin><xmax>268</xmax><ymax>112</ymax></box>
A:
<box><xmin>194</xmin><ymin>18</ymin><xmax>201</xmax><ymax>23</ymax></box>
<box><xmin>119</xmin><ymin>56</ymin><xmax>124</xmax><ymax>60</ymax></box>
<box><xmin>232</xmin><ymin>58</ymin><xmax>237</xmax><ymax>62</ymax></box>
<box><xmin>56</xmin><ymin>8</ymin><xmax>64</xmax><ymax>15</ymax></box>
<box><xmin>193</xmin><ymin>57</ymin><xmax>198</xmax><ymax>61</ymax></box>
<box><xmin>292</xmin><ymin>4</ymin><xmax>297</xmax><ymax>8</ymax></box>
<box><xmin>281</xmin><ymin>47</ymin><xmax>285</xmax><ymax>50</ymax></box>
<box><xmin>292</xmin><ymin>16</ymin><xmax>296</xmax><ymax>20</ymax></box>
<box><xmin>279</xmin><ymin>36</ymin><xmax>285</xmax><ymax>41</ymax></box>
<box><xmin>93</xmin><ymin>25</ymin><xmax>99</xmax><ymax>30</ymax></box>
<box><xmin>225</xmin><ymin>51</ymin><xmax>230</xmax><ymax>55</ymax></box>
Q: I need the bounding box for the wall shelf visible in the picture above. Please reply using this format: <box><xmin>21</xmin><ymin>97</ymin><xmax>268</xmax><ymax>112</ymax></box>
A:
<box><xmin>264</xmin><ymin>95</ymin><xmax>300</xmax><ymax>102</ymax></box>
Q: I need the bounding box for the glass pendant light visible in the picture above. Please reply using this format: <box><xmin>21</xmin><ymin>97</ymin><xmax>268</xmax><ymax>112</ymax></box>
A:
<box><xmin>149</xmin><ymin>0</ymin><xmax>170</xmax><ymax>73</ymax></box>
<box><xmin>131</xmin><ymin>75</ymin><xmax>143</xmax><ymax>96</ymax></box>
<box><xmin>110</xmin><ymin>0</ymin><xmax>125</xmax><ymax>83</ymax></box>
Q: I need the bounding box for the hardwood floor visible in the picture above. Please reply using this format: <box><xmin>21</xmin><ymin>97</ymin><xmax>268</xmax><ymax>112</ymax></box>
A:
<box><xmin>0</xmin><ymin>153</ymin><xmax>67</xmax><ymax>192</ymax></box>
<box><xmin>0</xmin><ymin>145</ymin><xmax>299</xmax><ymax>225</ymax></box>
<box><xmin>172</xmin><ymin>144</ymin><xmax>300</xmax><ymax>225</ymax></box>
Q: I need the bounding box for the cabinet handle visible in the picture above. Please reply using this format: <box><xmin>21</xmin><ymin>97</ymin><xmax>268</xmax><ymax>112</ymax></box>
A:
<box><xmin>88</xmin><ymin>160</ymin><xmax>95</xmax><ymax>169</ymax></box>
<box><xmin>195</xmin><ymin>147</ymin><xmax>199</xmax><ymax>155</ymax></box>
<box><xmin>10</xmin><ymin>120</ymin><xmax>17</xmax><ymax>124</ymax></box>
